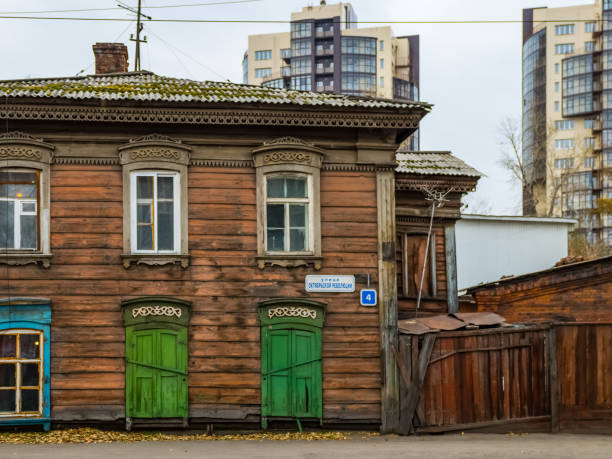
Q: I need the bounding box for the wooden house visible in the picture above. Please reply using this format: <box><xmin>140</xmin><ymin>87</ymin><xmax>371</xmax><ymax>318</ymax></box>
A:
<box><xmin>464</xmin><ymin>255</ymin><xmax>612</xmax><ymax>323</ymax></box>
<box><xmin>0</xmin><ymin>43</ymin><xmax>479</xmax><ymax>432</ymax></box>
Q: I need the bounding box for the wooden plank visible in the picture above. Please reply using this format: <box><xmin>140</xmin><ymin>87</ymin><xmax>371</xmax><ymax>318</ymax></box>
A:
<box><xmin>550</xmin><ymin>326</ymin><xmax>560</xmax><ymax>432</ymax></box>
<box><xmin>444</xmin><ymin>224</ymin><xmax>458</xmax><ymax>314</ymax></box>
<box><xmin>403</xmin><ymin>333</ymin><xmax>436</xmax><ymax>432</ymax></box>
<box><xmin>397</xmin><ymin>336</ymin><xmax>412</xmax><ymax>435</ymax></box>
<box><xmin>376</xmin><ymin>170</ymin><xmax>399</xmax><ymax>433</ymax></box>
<box><xmin>416</xmin><ymin>415</ymin><xmax>552</xmax><ymax>434</ymax></box>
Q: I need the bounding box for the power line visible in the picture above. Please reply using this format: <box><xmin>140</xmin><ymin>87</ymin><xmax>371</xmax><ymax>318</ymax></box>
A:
<box><xmin>0</xmin><ymin>16</ymin><xmax>606</xmax><ymax>24</ymax></box>
<box><xmin>147</xmin><ymin>27</ymin><xmax>228</xmax><ymax>80</ymax></box>
<box><xmin>0</xmin><ymin>0</ymin><xmax>263</xmax><ymax>15</ymax></box>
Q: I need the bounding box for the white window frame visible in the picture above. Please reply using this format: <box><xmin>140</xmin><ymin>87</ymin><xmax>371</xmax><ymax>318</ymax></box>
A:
<box><xmin>130</xmin><ymin>171</ymin><xmax>180</xmax><ymax>254</ymax></box>
<box><xmin>0</xmin><ymin>329</ymin><xmax>44</xmax><ymax>417</ymax></box>
<box><xmin>264</xmin><ymin>173</ymin><xmax>314</xmax><ymax>255</ymax></box>
<box><xmin>0</xmin><ymin>170</ymin><xmax>38</xmax><ymax>251</ymax></box>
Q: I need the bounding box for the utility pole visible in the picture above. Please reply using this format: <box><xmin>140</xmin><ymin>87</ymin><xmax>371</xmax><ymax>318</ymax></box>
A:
<box><xmin>118</xmin><ymin>0</ymin><xmax>151</xmax><ymax>71</ymax></box>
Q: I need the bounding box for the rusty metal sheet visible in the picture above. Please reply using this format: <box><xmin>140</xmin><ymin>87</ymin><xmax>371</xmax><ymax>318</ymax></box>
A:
<box><xmin>452</xmin><ymin>312</ymin><xmax>506</xmax><ymax>326</ymax></box>
<box><xmin>398</xmin><ymin>319</ymin><xmax>434</xmax><ymax>335</ymax></box>
<box><xmin>418</xmin><ymin>315</ymin><xmax>465</xmax><ymax>331</ymax></box>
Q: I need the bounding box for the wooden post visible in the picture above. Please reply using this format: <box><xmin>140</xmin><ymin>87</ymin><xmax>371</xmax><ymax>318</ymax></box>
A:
<box><xmin>549</xmin><ymin>325</ymin><xmax>560</xmax><ymax>432</ymax></box>
<box><xmin>445</xmin><ymin>224</ymin><xmax>458</xmax><ymax>314</ymax></box>
<box><xmin>377</xmin><ymin>170</ymin><xmax>399</xmax><ymax>433</ymax></box>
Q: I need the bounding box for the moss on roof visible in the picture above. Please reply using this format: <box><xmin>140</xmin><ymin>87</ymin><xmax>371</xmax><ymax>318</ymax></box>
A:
<box><xmin>0</xmin><ymin>71</ymin><xmax>432</xmax><ymax>110</ymax></box>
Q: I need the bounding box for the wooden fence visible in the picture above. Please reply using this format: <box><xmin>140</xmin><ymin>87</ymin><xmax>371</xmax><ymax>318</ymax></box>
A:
<box><xmin>397</xmin><ymin>323</ymin><xmax>612</xmax><ymax>434</ymax></box>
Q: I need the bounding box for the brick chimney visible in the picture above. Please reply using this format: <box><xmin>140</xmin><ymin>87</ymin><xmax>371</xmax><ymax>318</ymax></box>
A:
<box><xmin>92</xmin><ymin>43</ymin><xmax>129</xmax><ymax>74</ymax></box>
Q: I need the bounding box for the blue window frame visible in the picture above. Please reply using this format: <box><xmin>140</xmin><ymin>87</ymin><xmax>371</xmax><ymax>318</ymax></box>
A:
<box><xmin>0</xmin><ymin>298</ymin><xmax>51</xmax><ymax>431</ymax></box>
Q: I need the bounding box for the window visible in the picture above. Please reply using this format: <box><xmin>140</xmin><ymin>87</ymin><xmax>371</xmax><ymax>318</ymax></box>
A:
<box><xmin>555</xmin><ymin>24</ymin><xmax>574</xmax><ymax>35</ymax></box>
<box><xmin>0</xmin><ymin>330</ymin><xmax>43</xmax><ymax>415</ymax></box>
<box><xmin>585</xmin><ymin>41</ymin><xmax>595</xmax><ymax>52</ymax></box>
<box><xmin>280</xmin><ymin>48</ymin><xmax>291</xmax><ymax>59</ymax></box>
<box><xmin>555</xmin><ymin>81</ymin><xmax>560</xmax><ymax>92</ymax></box>
<box><xmin>555</xmin><ymin>139</ymin><xmax>575</xmax><ymax>149</ymax></box>
<box><xmin>253</xmin><ymin>137</ymin><xmax>322</xmax><ymax>269</ymax></box>
<box><xmin>396</xmin><ymin>233</ymin><xmax>436</xmax><ymax>297</ymax></box>
<box><xmin>585</xmin><ymin>137</ymin><xmax>595</xmax><ymax>147</ymax></box>
<box><xmin>0</xmin><ymin>132</ymin><xmax>53</xmax><ymax>268</ymax></box>
<box><xmin>119</xmin><ymin>134</ymin><xmax>190</xmax><ymax>268</ymax></box>
<box><xmin>255</xmin><ymin>68</ymin><xmax>272</xmax><ymax>78</ymax></box>
<box><xmin>291</xmin><ymin>57</ymin><xmax>311</xmax><ymax>75</ymax></box>
<box><xmin>380</xmin><ymin>58</ymin><xmax>384</xmax><ymax>69</ymax></box>
<box><xmin>130</xmin><ymin>172</ymin><xmax>179</xmax><ymax>253</ymax></box>
<box><xmin>585</xmin><ymin>119</ymin><xmax>595</xmax><ymax>129</ymax></box>
<box><xmin>341</xmin><ymin>55</ymin><xmax>375</xmax><ymax>73</ymax></box>
<box><xmin>585</xmin><ymin>22</ymin><xmax>596</xmax><ymax>33</ymax></box>
<box><xmin>555</xmin><ymin>63</ymin><xmax>560</xmax><ymax>74</ymax></box>
<box><xmin>380</xmin><ymin>76</ymin><xmax>384</xmax><ymax>87</ymax></box>
<box><xmin>341</xmin><ymin>37</ymin><xmax>376</xmax><ymax>55</ymax></box>
<box><xmin>379</xmin><ymin>40</ymin><xmax>384</xmax><ymax>51</ymax></box>
<box><xmin>585</xmin><ymin>156</ymin><xmax>596</xmax><ymax>168</ymax></box>
<box><xmin>290</xmin><ymin>75</ymin><xmax>311</xmax><ymax>91</ymax></box>
<box><xmin>554</xmin><ymin>158</ymin><xmax>574</xmax><ymax>168</ymax></box>
<box><xmin>555</xmin><ymin>43</ymin><xmax>574</xmax><ymax>54</ymax></box>
<box><xmin>255</xmin><ymin>50</ymin><xmax>272</xmax><ymax>61</ymax></box>
<box><xmin>0</xmin><ymin>170</ymin><xmax>38</xmax><ymax>250</ymax></box>
<box><xmin>291</xmin><ymin>21</ymin><xmax>312</xmax><ymax>39</ymax></box>
<box><xmin>555</xmin><ymin>119</ymin><xmax>574</xmax><ymax>130</ymax></box>
<box><xmin>555</xmin><ymin>101</ymin><xmax>560</xmax><ymax>111</ymax></box>
<box><xmin>291</xmin><ymin>39</ymin><xmax>312</xmax><ymax>57</ymax></box>
<box><xmin>265</xmin><ymin>176</ymin><xmax>311</xmax><ymax>253</ymax></box>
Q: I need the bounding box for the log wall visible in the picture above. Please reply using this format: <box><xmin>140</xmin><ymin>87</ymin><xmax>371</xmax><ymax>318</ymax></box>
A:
<box><xmin>1</xmin><ymin>163</ymin><xmax>382</xmax><ymax>424</ymax></box>
<box><xmin>467</xmin><ymin>258</ymin><xmax>612</xmax><ymax>323</ymax></box>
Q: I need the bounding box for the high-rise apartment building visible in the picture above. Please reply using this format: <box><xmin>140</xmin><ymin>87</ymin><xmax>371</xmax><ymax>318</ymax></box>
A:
<box><xmin>522</xmin><ymin>1</ymin><xmax>612</xmax><ymax>244</ymax></box>
<box><xmin>242</xmin><ymin>1</ymin><xmax>420</xmax><ymax>148</ymax></box>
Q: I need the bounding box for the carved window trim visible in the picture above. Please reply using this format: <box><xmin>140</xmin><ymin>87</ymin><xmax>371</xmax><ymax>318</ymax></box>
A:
<box><xmin>253</xmin><ymin>137</ymin><xmax>323</xmax><ymax>270</ymax></box>
<box><xmin>118</xmin><ymin>134</ymin><xmax>191</xmax><ymax>269</ymax></box>
<box><xmin>0</xmin><ymin>132</ymin><xmax>54</xmax><ymax>268</ymax></box>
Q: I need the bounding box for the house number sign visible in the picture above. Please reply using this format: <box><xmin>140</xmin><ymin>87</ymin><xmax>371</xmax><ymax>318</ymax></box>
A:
<box><xmin>305</xmin><ymin>275</ymin><xmax>355</xmax><ymax>293</ymax></box>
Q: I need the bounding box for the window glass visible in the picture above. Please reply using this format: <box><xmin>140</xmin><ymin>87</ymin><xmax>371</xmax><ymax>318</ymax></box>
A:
<box><xmin>555</xmin><ymin>24</ymin><xmax>575</xmax><ymax>35</ymax></box>
<box><xmin>0</xmin><ymin>169</ymin><xmax>39</xmax><ymax>250</ymax></box>
<box><xmin>265</xmin><ymin>175</ymin><xmax>310</xmax><ymax>253</ymax></box>
<box><xmin>0</xmin><ymin>331</ymin><xmax>43</xmax><ymax>415</ymax></box>
<box><xmin>255</xmin><ymin>50</ymin><xmax>272</xmax><ymax>60</ymax></box>
<box><xmin>133</xmin><ymin>172</ymin><xmax>178</xmax><ymax>253</ymax></box>
<box><xmin>555</xmin><ymin>43</ymin><xmax>574</xmax><ymax>54</ymax></box>
<box><xmin>255</xmin><ymin>68</ymin><xmax>272</xmax><ymax>78</ymax></box>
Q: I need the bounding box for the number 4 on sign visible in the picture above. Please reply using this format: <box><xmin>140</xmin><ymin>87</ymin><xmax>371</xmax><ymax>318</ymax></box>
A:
<box><xmin>360</xmin><ymin>289</ymin><xmax>377</xmax><ymax>306</ymax></box>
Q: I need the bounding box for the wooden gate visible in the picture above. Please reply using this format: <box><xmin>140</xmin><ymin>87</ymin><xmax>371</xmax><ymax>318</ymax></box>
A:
<box><xmin>397</xmin><ymin>325</ymin><xmax>551</xmax><ymax>433</ymax></box>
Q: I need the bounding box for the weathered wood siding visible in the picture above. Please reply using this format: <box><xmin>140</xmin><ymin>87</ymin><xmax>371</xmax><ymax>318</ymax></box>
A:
<box><xmin>1</xmin><ymin>164</ymin><xmax>381</xmax><ymax>424</ymax></box>
<box><xmin>398</xmin><ymin>326</ymin><xmax>551</xmax><ymax>433</ymax></box>
<box><xmin>467</xmin><ymin>258</ymin><xmax>612</xmax><ymax>323</ymax></box>
<box><xmin>556</xmin><ymin>324</ymin><xmax>612</xmax><ymax>433</ymax></box>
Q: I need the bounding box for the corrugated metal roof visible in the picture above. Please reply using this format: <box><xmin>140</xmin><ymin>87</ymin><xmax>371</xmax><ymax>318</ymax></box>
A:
<box><xmin>0</xmin><ymin>71</ymin><xmax>432</xmax><ymax>110</ymax></box>
<box><xmin>398</xmin><ymin>312</ymin><xmax>509</xmax><ymax>335</ymax></box>
<box><xmin>395</xmin><ymin>151</ymin><xmax>482</xmax><ymax>177</ymax></box>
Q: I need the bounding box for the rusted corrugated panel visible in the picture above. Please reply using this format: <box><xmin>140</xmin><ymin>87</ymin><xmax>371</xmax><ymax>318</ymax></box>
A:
<box><xmin>452</xmin><ymin>312</ymin><xmax>506</xmax><ymax>326</ymax></box>
<box><xmin>398</xmin><ymin>319</ymin><xmax>434</xmax><ymax>335</ymax></box>
<box><xmin>419</xmin><ymin>315</ymin><xmax>465</xmax><ymax>331</ymax></box>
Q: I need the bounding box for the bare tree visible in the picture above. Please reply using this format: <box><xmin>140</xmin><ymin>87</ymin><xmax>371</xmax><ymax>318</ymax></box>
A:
<box><xmin>497</xmin><ymin>117</ymin><xmax>525</xmax><ymax>186</ymax></box>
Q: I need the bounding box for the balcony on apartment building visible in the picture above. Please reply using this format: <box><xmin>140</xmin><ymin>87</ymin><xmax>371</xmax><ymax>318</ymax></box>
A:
<box><xmin>315</xmin><ymin>62</ymin><xmax>334</xmax><ymax>74</ymax></box>
<box><xmin>315</xmin><ymin>26</ymin><xmax>334</xmax><ymax>38</ymax></box>
<box><xmin>315</xmin><ymin>44</ymin><xmax>334</xmax><ymax>56</ymax></box>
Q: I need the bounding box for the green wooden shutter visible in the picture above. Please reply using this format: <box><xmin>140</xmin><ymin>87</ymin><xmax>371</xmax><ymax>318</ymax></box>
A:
<box><xmin>126</xmin><ymin>327</ymin><xmax>188</xmax><ymax>419</ymax></box>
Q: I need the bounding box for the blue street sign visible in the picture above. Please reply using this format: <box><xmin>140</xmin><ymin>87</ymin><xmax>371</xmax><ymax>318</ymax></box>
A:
<box><xmin>360</xmin><ymin>289</ymin><xmax>377</xmax><ymax>306</ymax></box>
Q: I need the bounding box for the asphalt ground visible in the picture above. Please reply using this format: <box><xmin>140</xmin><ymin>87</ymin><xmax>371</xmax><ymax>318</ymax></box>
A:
<box><xmin>1</xmin><ymin>433</ymin><xmax>612</xmax><ymax>459</ymax></box>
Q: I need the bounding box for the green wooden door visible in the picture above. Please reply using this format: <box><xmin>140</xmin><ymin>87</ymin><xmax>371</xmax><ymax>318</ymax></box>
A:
<box><xmin>126</xmin><ymin>327</ymin><xmax>188</xmax><ymax>419</ymax></box>
<box><xmin>262</xmin><ymin>326</ymin><xmax>322</xmax><ymax>423</ymax></box>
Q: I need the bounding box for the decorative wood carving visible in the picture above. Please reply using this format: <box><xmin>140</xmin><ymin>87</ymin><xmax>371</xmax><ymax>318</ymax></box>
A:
<box><xmin>263</xmin><ymin>137</ymin><xmax>314</xmax><ymax>147</ymax></box>
<box><xmin>262</xmin><ymin>151</ymin><xmax>311</xmax><ymax>164</ymax></box>
<box><xmin>267</xmin><ymin>306</ymin><xmax>317</xmax><ymax>320</ymax></box>
<box><xmin>132</xmin><ymin>305</ymin><xmax>182</xmax><ymax>318</ymax></box>
<box><xmin>118</xmin><ymin>133</ymin><xmax>191</xmax><ymax>166</ymax></box>
<box><xmin>0</xmin><ymin>104</ymin><xmax>423</xmax><ymax>130</ymax></box>
<box><xmin>256</xmin><ymin>256</ymin><xmax>322</xmax><ymax>270</ymax></box>
<box><xmin>121</xmin><ymin>254</ymin><xmax>191</xmax><ymax>269</ymax></box>
<box><xmin>0</xmin><ymin>254</ymin><xmax>52</xmax><ymax>268</ymax></box>
<box><xmin>0</xmin><ymin>131</ymin><xmax>55</xmax><ymax>164</ymax></box>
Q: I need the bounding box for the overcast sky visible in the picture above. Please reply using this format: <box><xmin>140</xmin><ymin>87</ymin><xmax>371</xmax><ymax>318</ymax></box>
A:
<box><xmin>0</xmin><ymin>0</ymin><xmax>594</xmax><ymax>214</ymax></box>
